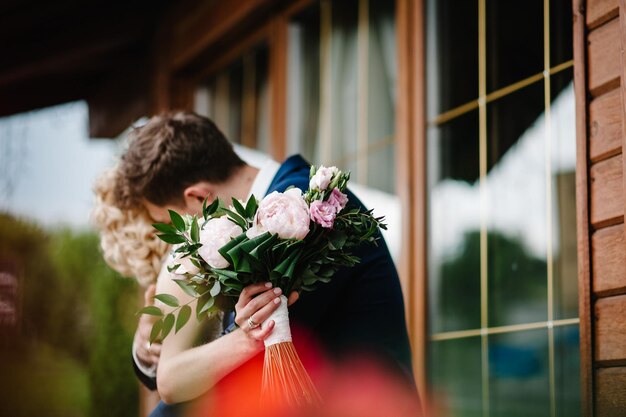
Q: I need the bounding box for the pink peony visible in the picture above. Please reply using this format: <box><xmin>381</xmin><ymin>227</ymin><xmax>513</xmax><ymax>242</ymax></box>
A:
<box><xmin>309</xmin><ymin>200</ymin><xmax>337</xmax><ymax>228</ymax></box>
<box><xmin>309</xmin><ymin>166</ymin><xmax>339</xmax><ymax>191</ymax></box>
<box><xmin>327</xmin><ymin>188</ymin><xmax>348</xmax><ymax>213</ymax></box>
<box><xmin>198</xmin><ymin>216</ymin><xmax>243</xmax><ymax>269</ymax></box>
<box><xmin>246</xmin><ymin>188</ymin><xmax>310</xmax><ymax>240</ymax></box>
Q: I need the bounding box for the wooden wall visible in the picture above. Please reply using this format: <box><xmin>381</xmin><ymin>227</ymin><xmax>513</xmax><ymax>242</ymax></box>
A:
<box><xmin>576</xmin><ymin>0</ymin><xmax>626</xmax><ymax>415</ymax></box>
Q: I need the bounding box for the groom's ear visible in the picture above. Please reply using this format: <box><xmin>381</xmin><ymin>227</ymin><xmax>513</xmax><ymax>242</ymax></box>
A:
<box><xmin>182</xmin><ymin>182</ymin><xmax>214</xmax><ymax>210</ymax></box>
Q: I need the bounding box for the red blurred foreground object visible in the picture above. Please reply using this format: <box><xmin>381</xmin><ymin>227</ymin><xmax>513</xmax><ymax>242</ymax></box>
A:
<box><xmin>188</xmin><ymin>327</ymin><xmax>421</xmax><ymax>417</ymax></box>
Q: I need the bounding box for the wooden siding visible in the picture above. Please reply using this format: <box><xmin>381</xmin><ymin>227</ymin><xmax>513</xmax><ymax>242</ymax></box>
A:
<box><xmin>579</xmin><ymin>0</ymin><xmax>626</xmax><ymax>414</ymax></box>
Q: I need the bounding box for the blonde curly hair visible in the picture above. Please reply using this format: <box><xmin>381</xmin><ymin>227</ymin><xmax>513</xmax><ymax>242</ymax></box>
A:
<box><xmin>92</xmin><ymin>167</ymin><xmax>169</xmax><ymax>287</ymax></box>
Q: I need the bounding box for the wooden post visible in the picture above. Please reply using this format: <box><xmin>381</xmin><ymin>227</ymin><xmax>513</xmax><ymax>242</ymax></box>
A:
<box><xmin>572</xmin><ymin>0</ymin><xmax>594</xmax><ymax>415</ymax></box>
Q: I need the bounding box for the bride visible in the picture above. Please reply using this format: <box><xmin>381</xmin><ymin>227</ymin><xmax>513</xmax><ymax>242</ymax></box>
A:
<box><xmin>92</xmin><ymin>167</ymin><xmax>297</xmax><ymax>417</ymax></box>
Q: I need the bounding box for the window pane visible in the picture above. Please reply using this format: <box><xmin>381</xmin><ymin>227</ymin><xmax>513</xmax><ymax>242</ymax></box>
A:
<box><xmin>486</xmin><ymin>0</ymin><xmax>543</xmax><ymax>92</ymax></box>
<box><xmin>487</xmin><ymin>81</ymin><xmax>547</xmax><ymax>327</ymax></box>
<box><xmin>329</xmin><ymin>0</ymin><xmax>359</xmax><ymax>171</ymax></box>
<box><xmin>287</xmin><ymin>6</ymin><xmax>321</xmax><ymax>161</ymax></box>
<box><xmin>429</xmin><ymin>337</ymin><xmax>483</xmax><ymax>417</ymax></box>
<box><xmin>428</xmin><ymin>111</ymin><xmax>481</xmax><ymax>334</ymax></box>
<box><xmin>194</xmin><ymin>45</ymin><xmax>269</xmax><ymax>152</ymax></box>
<box><xmin>426</xmin><ymin>0</ymin><xmax>478</xmax><ymax>118</ymax></box>
<box><xmin>368</xmin><ymin>0</ymin><xmax>396</xmax><ymax>145</ymax></box>
<box><xmin>551</xmin><ymin>69</ymin><xmax>577</xmax><ymax>320</ymax></box>
<box><xmin>489</xmin><ymin>330</ymin><xmax>550</xmax><ymax>417</ymax></box>
<box><xmin>366</xmin><ymin>144</ymin><xmax>395</xmax><ymax>193</ymax></box>
<box><xmin>554</xmin><ymin>325</ymin><xmax>581</xmax><ymax>417</ymax></box>
<box><xmin>550</xmin><ymin>0</ymin><xmax>573</xmax><ymax>67</ymax></box>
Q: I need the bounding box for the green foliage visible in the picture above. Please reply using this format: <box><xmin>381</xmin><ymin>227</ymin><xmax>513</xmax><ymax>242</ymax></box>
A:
<box><xmin>145</xmin><ymin>166</ymin><xmax>387</xmax><ymax>341</ymax></box>
<box><xmin>0</xmin><ymin>214</ymin><xmax>138</xmax><ymax>417</ymax></box>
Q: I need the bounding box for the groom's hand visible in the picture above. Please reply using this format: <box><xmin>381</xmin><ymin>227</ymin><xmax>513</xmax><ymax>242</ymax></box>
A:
<box><xmin>134</xmin><ymin>284</ymin><xmax>161</xmax><ymax>367</ymax></box>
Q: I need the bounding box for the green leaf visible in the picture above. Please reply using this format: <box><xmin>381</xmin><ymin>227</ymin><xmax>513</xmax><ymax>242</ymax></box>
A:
<box><xmin>169</xmin><ymin>210</ymin><xmax>186</xmax><ymax>232</ymax></box>
<box><xmin>153</xmin><ymin>223</ymin><xmax>178</xmax><ymax>234</ymax></box>
<box><xmin>154</xmin><ymin>294</ymin><xmax>179</xmax><ymax>307</ymax></box>
<box><xmin>161</xmin><ymin>313</ymin><xmax>175</xmax><ymax>339</ymax></box>
<box><xmin>176</xmin><ymin>305</ymin><xmax>191</xmax><ymax>333</ymax></box>
<box><xmin>218</xmin><ymin>233</ymin><xmax>247</xmax><ymax>264</ymax></box>
<box><xmin>149</xmin><ymin>319</ymin><xmax>163</xmax><ymax>344</ymax></box>
<box><xmin>138</xmin><ymin>306</ymin><xmax>163</xmax><ymax>316</ymax></box>
<box><xmin>203</xmin><ymin>198</ymin><xmax>220</xmax><ymax>218</ymax></box>
<box><xmin>167</xmin><ymin>264</ymin><xmax>181</xmax><ymax>273</ymax></box>
<box><xmin>221</xmin><ymin>208</ymin><xmax>247</xmax><ymax>229</ymax></box>
<box><xmin>231</xmin><ymin>198</ymin><xmax>248</xmax><ymax>219</ymax></box>
<box><xmin>245</xmin><ymin>195</ymin><xmax>258</xmax><ymax>218</ymax></box>
<box><xmin>328</xmin><ymin>230</ymin><xmax>347</xmax><ymax>250</ymax></box>
<box><xmin>157</xmin><ymin>233</ymin><xmax>186</xmax><ymax>245</ymax></box>
<box><xmin>173</xmin><ymin>279</ymin><xmax>198</xmax><ymax>297</ymax></box>
<box><xmin>210</xmin><ymin>281</ymin><xmax>221</xmax><ymax>297</ymax></box>
<box><xmin>190</xmin><ymin>215</ymin><xmax>200</xmax><ymax>242</ymax></box>
<box><xmin>196</xmin><ymin>295</ymin><xmax>215</xmax><ymax>319</ymax></box>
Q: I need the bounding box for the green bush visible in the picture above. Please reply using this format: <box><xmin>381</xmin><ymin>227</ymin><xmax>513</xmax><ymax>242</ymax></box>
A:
<box><xmin>0</xmin><ymin>214</ymin><xmax>140</xmax><ymax>417</ymax></box>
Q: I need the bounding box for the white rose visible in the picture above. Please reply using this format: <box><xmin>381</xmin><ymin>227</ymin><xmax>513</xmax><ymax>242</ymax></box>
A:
<box><xmin>246</xmin><ymin>188</ymin><xmax>310</xmax><ymax>240</ymax></box>
<box><xmin>309</xmin><ymin>166</ymin><xmax>339</xmax><ymax>191</ymax></box>
<box><xmin>198</xmin><ymin>217</ymin><xmax>243</xmax><ymax>269</ymax></box>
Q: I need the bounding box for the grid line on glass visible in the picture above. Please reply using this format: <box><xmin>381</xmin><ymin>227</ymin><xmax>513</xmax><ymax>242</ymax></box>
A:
<box><xmin>428</xmin><ymin>60</ymin><xmax>573</xmax><ymax>127</ymax></box>
<box><xmin>543</xmin><ymin>1</ymin><xmax>557</xmax><ymax>416</ymax></box>
<box><xmin>430</xmin><ymin>318</ymin><xmax>580</xmax><ymax>341</ymax></box>
<box><xmin>478</xmin><ymin>1</ymin><xmax>490</xmax><ymax>416</ymax></box>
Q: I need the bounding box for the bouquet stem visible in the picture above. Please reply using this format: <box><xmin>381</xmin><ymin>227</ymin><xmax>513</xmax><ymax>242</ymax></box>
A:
<box><xmin>261</xmin><ymin>296</ymin><xmax>321</xmax><ymax>408</ymax></box>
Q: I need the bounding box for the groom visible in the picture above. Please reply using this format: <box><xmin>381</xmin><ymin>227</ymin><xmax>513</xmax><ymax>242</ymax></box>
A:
<box><xmin>118</xmin><ymin>112</ymin><xmax>414</xmax><ymax>401</ymax></box>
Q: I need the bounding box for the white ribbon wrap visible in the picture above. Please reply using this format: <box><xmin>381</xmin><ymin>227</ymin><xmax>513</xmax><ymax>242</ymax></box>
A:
<box><xmin>263</xmin><ymin>295</ymin><xmax>292</xmax><ymax>347</ymax></box>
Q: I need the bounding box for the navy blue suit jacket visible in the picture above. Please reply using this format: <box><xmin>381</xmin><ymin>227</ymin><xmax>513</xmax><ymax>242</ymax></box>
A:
<box><xmin>267</xmin><ymin>155</ymin><xmax>413</xmax><ymax>381</ymax></box>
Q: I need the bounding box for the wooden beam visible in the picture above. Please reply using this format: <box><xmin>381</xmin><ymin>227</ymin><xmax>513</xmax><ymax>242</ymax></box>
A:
<box><xmin>588</xmin><ymin>17</ymin><xmax>621</xmax><ymax>97</ymax></box>
<box><xmin>590</xmin><ymin>154</ymin><xmax>624</xmax><ymax>229</ymax></box>
<box><xmin>592</xmin><ymin>223</ymin><xmax>626</xmax><ymax>296</ymax></box>
<box><xmin>397</xmin><ymin>0</ymin><xmax>427</xmax><ymax>410</ymax></box>
<box><xmin>269</xmin><ymin>15</ymin><xmax>288</xmax><ymax>161</ymax></box>
<box><xmin>87</xmin><ymin>56</ymin><xmax>152</xmax><ymax>138</ymax></box>
<box><xmin>170</xmin><ymin>0</ymin><xmax>278</xmax><ymax>71</ymax></box>
<box><xmin>573</xmin><ymin>0</ymin><xmax>594</xmax><ymax>414</ymax></box>
<box><xmin>587</xmin><ymin>0</ymin><xmax>619</xmax><ymax>29</ymax></box>
<box><xmin>590</xmin><ymin>88</ymin><xmax>622</xmax><ymax>163</ymax></box>
<box><xmin>596</xmin><ymin>367</ymin><xmax>626</xmax><ymax>416</ymax></box>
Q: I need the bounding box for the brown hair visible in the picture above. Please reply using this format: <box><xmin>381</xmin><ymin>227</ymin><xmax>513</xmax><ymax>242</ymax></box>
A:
<box><xmin>114</xmin><ymin>111</ymin><xmax>245</xmax><ymax>208</ymax></box>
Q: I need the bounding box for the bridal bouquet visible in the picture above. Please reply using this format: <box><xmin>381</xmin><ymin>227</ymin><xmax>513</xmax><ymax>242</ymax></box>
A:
<box><xmin>141</xmin><ymin>165</ymin><xmax>386</xmax><ymax>407</ymax></box>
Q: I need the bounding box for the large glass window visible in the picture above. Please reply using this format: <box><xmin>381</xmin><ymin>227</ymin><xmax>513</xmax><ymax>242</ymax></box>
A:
<box><xmin>194</xmin><ymin>44</ymin><xmax>271</xmax><ymax>153</ymax></box>
<box><xmin>427</xmin><ymin>1</ymin><xmax>578</xmax><ymax>416</ymax></box>
<box><xmin>286</xmin><ymin>0</ymin><xmax>401</xmax><ymax>261</ymax></box>
<box><xmin>287</xmin><ymin>0</ymin><xmax>397</xmax><ymax>194</ymax></box>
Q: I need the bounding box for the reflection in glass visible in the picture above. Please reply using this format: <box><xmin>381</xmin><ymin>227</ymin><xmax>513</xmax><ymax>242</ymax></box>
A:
<box><xmin>328</xmin><ymin>0</ymin><xmax>359</xmax><ymax>172</ymax></box>
<box><xmin>487</xmin><ymin>81</ymin><xmax>547</xmax><ymax>327</ymax></box>
<box><xmin>486</xmin><ymin>0</ymin><xmax>543</xmax><ymax>92</ymax></box>
<box><xmin>551</xmin><ymin>70</ymin><xmax>577</xmax><ymax>320</ymax></box>
<box><xmin>194</xmin><ymin>44</ymin><xmax>270</xmax><ymax>153</ymax></box>
<box><xmin>428</xmin><ymin>111</ymin><xmax>480</xmax><ymax>333</ymax></box>
<box><xmin>368</xmin><ymin>0</ymin><xmax>396</xmax><ymax>146</ymax></box>
<box><xmin>489</xmin><ymin>330</ymin><xmax>550</xmax><ymax>417</ymax></box>
<box><xmin>554</xmin><ymin>325</ymin><xmax>581</xmax><ymax>417</ymax></box>
<box><xmin>550</xmin><ymin>0</ymin><xmax>573</xmax><ymax>67</ymax></box>
<box><xmin>366</xmin><ymin>144</ymin><xmax>395</xmax><ymax>193</ymax></box>
<box><xmin>287</xmin><ymin>6</ymin><xmax>320</xmax><ymax>161</ymax></box>
<box><xmin>426</xmin><ymin>0</ymin><xmax>478</xmax><ymax>118</ymax></box>
<box><xmin>429</xmin><ymin>337</ymin><xmax>483</xmax><ymax>417</ymax></box>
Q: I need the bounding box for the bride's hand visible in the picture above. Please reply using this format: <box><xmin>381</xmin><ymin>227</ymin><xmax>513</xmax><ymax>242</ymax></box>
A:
<box><xmin>234</xmin><ymin>283</ymin><xmax>299</xmax><ymax>341</ymax></box>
